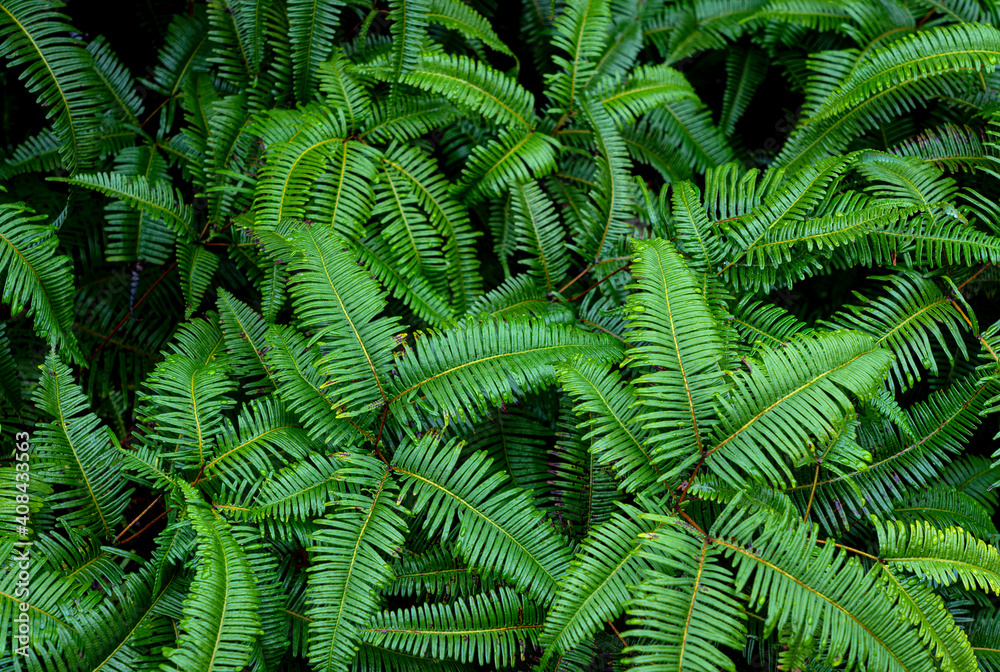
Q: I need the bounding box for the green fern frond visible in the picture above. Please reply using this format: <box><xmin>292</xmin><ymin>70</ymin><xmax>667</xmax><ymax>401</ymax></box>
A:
<box><xmin>625</xmin><ymin>237</ymin><xmax>728</xmax><ymax>483</ymax></box>
<box><xmin>388</xmin><ymin>316</ymin><xmax>621</xmax><ymax>427</ymax></box>
<box><xmin>33</xmin><ymin>353</ymin><xmax>131</xmax><ymax>539</ymax></box>
<box><xmin>163</xmin><ymin>486</ymin><xmax>263</xmax><ymax>672</ymax></box>
<box><xmin>288</xmin><ymin>0</ymin><xmax>343</xmax><ymax>101</ymax></box>
<box><xmin>306</xmin><ymin>454</ymin><xmax>407</xmax><ymax>672</ymax></box>
<box><xmin>510</xmin><ymin>179</ymin><xmax>570</xmax><ymax>292</ymax></box>
<box><xmin>0</xmin><ymin>0</ymin><xmax>108</xmax><ymax>171</ymax></box>
<box><xmin>624</xmin><ymin>515</ymin><xmax>747</xmax><ymax>672</ymax></box>
<box><xmin>362</xmin><ymin>587</ymin><xmax>543</xmax><ymax>666</ymax></box>
<box><xmin>540</xmin><ymin>508</ymin><xmax>661</xmax><ymax>664</ymax></box>
<box><xmin>547</xmin><ymin>0</ymin><xmax>612</xmax><ymax>112</ymax></box>
<box><xmin>892</xmin><ymin>486</ymin><xmax>997</xmax><ymax>538</ymax></box>
<box><xmin>393</xmin><ymin>434</ymin><xmax>572</xmax><ymax>602</ymax></box>
<box><xmin>0</xmin><ymin>200</ymin><xmax>80</xmax><ymax>361</ymax></box>
<box><xmin>877</xmin><ymin>519</ymin><xmax>1000</xmax><ymax>594</ymax></box>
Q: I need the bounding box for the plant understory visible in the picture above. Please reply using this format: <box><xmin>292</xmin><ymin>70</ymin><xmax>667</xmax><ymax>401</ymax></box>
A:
<box><xmin>4</xmin><ymin>1</ymin><xmax>1000</xmax><ymax>671</ymax></box>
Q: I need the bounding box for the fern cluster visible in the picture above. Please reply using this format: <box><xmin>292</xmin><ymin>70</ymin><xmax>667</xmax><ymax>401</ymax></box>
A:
<box><xmin>3</xmin><ymin>0</ymin><xmax>1000</xmax><ymax>671</ymax></box>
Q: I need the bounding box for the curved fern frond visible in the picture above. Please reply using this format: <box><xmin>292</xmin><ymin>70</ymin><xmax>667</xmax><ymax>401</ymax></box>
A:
<box><xmin>306</xmin><ymin>454</ymin><xmax>407</xmax><ymax>672</ymax></box>
<box><xmin>710</xmin><ymin>330</ymin><xmax>893</xmax><ymax>487</ymax></box>
<box><xmin>362</xmin><ymin>587</ymin><xmax>543</xmax><ymax>666</ymax></box>
<box><xmin>625</xmin><ymin>238</ymin><xmax>728</xmax><ymax>483</ymax></box>
<box><xmin>392</xmin><ymin>434</ymin><xmax>572</xmax><ymax>603</ymax></box>
<box><xmin>163</xmin><ymin>486</ymin><xmax>263</xmax><ymax>672</ymax></box>
<box><xmin>877</xmin><ymin>519</ymin><xmax>1000</xmax><ymax>594</ymax></box>
<box><xmin>33</xmin><ymin>353</ymin><xmax>130</xmax><ymax>539</ymax></box>
<box><xmin>0</xmin><ymin>0</ymin><xmax>107</xmax><ymax>171</ymax></box>
<box><xmin>284</xmin><ymin>225</ymin><xmax>404</xmax><ymax>416</ymax></box>
<box><xmin>0</xmin><ymin>200</ymin><xmax>80</xmax><ymax>361</ymax></box>
<box><xmin>388</xmin><ymin>317</ymin><xmax>621</xmax><ymax>427</ymax></box>
<box><xmin>288</xmin><ymin>0</ymin><xmax>343</xmax><ymax>102</ymax></box>
<box><xmin>624</xmin><ymin>515</ymin><xmax>747</xmax><ymax>672</ymax></box>
<box><xmin>540</xmin><ymin>508</ymin><xmax>661</xmax><ymax>664</ymax></box>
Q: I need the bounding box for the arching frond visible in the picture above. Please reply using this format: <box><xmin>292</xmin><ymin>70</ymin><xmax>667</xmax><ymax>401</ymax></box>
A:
<box><xmin>393</xmin><ymin>434</ymin><xmax>572</xmax><ymax>603</ymax></box>
<box><xmin>33</xmin><ymin>353</ymin><xmax>131</xmax><ymax>539</ymax></box>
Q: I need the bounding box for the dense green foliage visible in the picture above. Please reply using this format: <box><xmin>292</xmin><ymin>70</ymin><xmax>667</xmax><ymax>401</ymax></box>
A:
<box><xmin>4</xmin><ymin>0</ymin><xmax>1000</xmax><ymax>670</ymax></box>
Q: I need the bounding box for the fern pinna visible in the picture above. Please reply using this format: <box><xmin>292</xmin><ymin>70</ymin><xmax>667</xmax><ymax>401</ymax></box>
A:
<box><xmin>3</xmin><ymin>0</ymin><xmax>1000</xmax><ymax>671</ymax></box>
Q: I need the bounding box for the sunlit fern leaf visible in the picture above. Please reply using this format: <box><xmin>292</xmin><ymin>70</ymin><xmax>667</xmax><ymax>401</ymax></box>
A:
<box><xmin>820</xmin><ymin>271</ymin><xmax>969</xmax><ymax>392</ymax></box>
<box><xmin>0</xmin><ymin>0</ymin><xmax>110</xmax><ymax>172</ymax></box>
<box><xmin>720</xmin><ymin>43</ymin><xmax>767</xmax><ymax>136</ymax></box>
<box><xmin>306</xmin><ymin>454</ymin><xmax>407</xmax><ymax>672</ymax></box>
<box><xmin>317</xmin><ymin>47</ymin><xmax>371</xmax><ymax>129</ymax></box>
<box><xmin>624</xmin><ymin>515</ymin><xmax>747</xmax><ymax>672</ymax></box>
<box><xmin>892</xmin><ymin>486</ymin><xmax>997</xmax><ymax>538</ymax></box>
<box><xmin>813</xmin><ymin>23</ymin><xmax>1000</xmax><ymax>123</ymax></box>
<box><xmin>0</xmin><ymin>200</ymin><xmax>81</xmax><ymax>362</ymax></box>
<box><xmin>939</xmin><ymin>455</ymin><xmax>1000</xmax><ymax>512</ymax></box>
<box><xmin>362</xmin><ymin>587</ymin><xmax>544</xmax><ymax>666</ymax></box>
<box><xmin>711</xmin><ymin>330</ymin><xmax>893</xmax><ymax>487</ymax></box>
<box><xmin>785</xmin><ymin>373</ymin><xmax>996</xmax><ymax>533</ymax></box>
<box><xmin>388</xmin><ymin>316</ymin><xmax>622</xmax><ymax>428</ymax></box>
<box><xmin>139</xmin><ymin>8</ymin><xmax>211</xmax><ymax>100</ymax></box>
<box><xmin>163</xmin><ymin>484</ymin><xmax>263</xmax><ymax>672</ymax></box>
<box><xmin>262</xmin><ymin>324</ymin><xmax>370</xmax><ymax>445</ymax></box>
<box><xmin>878</xmin><ymin>519</ymin><xmax>1000</xmax><ymax>594</ymax></box>
<box><xmin>625</xmin><ymin>237</ymin><xmax>728</xmax><ymax>484</ymax></box>
<box><xmin>555</xmin><ymin>358</ymin><xmax>659</xmax><ymax>493</ymax></box>
<box><xmin>393</xmin><ymin>434</ymin><xmax>573</xmax><ymax>603</ymax></box>
<box><xmin>33</xmin><ymin>353</ymin><xmax>131</xmax><ymax>539</ymax></box>
<box><xmin>351</xmin><ymin>234</ymin><xmax>457</xmax><ymax>329</ymax></box>
<box><xmin>540</xmin><ymin>507</ymin><xmax>662</xmax><ymax>664</ymax></box>
<box><xmin>547</xmin><ymin>0</ymin><xmax>612</xmax><ymax>113</ymax></box>
<box><xmin>427</xmin><ymin>0</ymin><xmax>514</xmax><ymax>57</ymax></box>
<box><xmin>716</xmin><ymin>504</ymin><xmax>938</xmax><ymax>672</ymax></box>
<box><xmin>510</xmin><ymin>179</ymin><xmax>570</xmax><ymax>293</ymax></box>
<box><xmin>288</xmin><ymin>0</ymin><xmax>343</xmax><ymax>102</ymax></box>
<box><xmin>687</xmin><ymin>474</ymin><xmax>797</xmax><ymax>519</ymax></box>
<box><xmin>53</xmin><ymin>172</ymin><xmax>196</xmax><ymax>240</ymax></box>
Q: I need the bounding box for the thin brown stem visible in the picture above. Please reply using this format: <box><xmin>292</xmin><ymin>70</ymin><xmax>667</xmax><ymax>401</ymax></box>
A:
<box><xmin>115</xmin><ymin>494</ymin><xmax>162</xmax><ymax>543</ymax></box>
<box><xmin>803</xmin><ymin>462</ymin><xmax>821</xmax><ymax>523</ymax></box>
<box><xmin>568</xmin><ymin>263</ymin><xmax>629</xmax><ymax>302</ymax></box>
<box><xmin>86</xmin><ymin>261</ymin><xmax>178</xmax><ymax>366</ymax></box>
<box><xmin>119</xmin><ymin>507</ymin><xmax>174</xmax><ymax>545</ymax></box>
